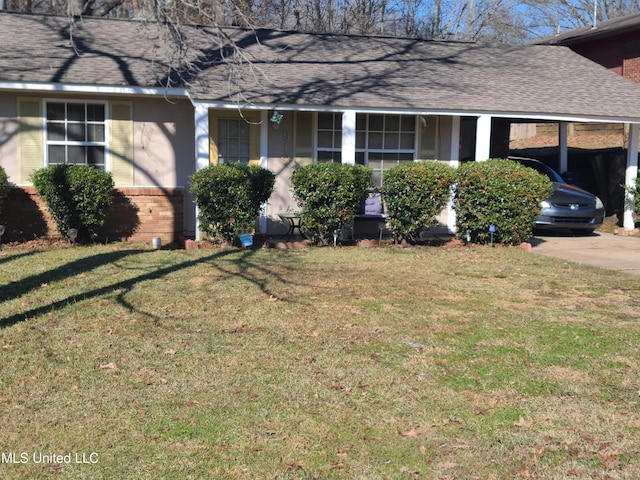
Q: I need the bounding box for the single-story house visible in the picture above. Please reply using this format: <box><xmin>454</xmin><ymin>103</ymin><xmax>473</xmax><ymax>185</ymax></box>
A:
<box><xmin>2</xmin><ymin>10</ymin><xmax>640</xmax><ymax>243</ymax></box>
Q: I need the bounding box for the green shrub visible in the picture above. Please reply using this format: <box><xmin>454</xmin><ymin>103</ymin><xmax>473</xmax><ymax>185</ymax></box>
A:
<box><xmin>31</xmin><ymin>164</ymin><xmax>115</xmax><ymax>243</ymax></box>
<box><xmin>454</xmin><ymin>159</ymin><xmax>553</xmax><ymax>245</ymax></box>
<box><xmin>381</xmin><ymin>161</ymin><xmax>456</xmax><ymax>243</ymax></box>
<box><xmin>0</xmin><ymin>165</ymin><xmax>9</xmax><ymax>220</ymax></box>
<box><xmin>291</xmin><ymin>163</ymin><xmax>372</xmax><ymax>245</ymax></box>
<box><xmin>190</xmin><ymin>163</ymin><xmax>275</xmax><ymax>244</ymax></box>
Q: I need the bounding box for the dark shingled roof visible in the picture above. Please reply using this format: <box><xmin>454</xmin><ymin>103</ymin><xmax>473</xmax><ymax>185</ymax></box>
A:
<box><xmin>4</xmin><ymin>11</ymin><xmax>640</xmax><ymax>121</ymax></box>
<box><xmin>536</xmin><ymin>12</ymin><xmax>640</xmax><ymax>46</ymax></box>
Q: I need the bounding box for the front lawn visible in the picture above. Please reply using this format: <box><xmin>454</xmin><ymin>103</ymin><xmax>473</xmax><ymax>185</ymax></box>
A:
<box><xmin>0</xmin><ymin>244</ymin><xmax>638</xmax><ymax>479</ymax></box>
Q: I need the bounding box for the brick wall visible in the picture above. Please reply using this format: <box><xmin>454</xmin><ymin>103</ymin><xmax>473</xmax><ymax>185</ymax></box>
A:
<box><xmin>2</xmin><ymin>186</ymin><xmax>184</xmax><ymax>245</ymax></box>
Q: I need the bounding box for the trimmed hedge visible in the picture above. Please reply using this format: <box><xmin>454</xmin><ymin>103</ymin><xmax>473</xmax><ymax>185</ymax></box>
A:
<box><xmin>190</xmin><ymin>163</ymin><xmax>275</xmax><ymax>244</ymax></box>
<box><xmin>381</xmin><ymin>161</ymin><xmax>456</xmax><ymax>243</ymax></box>
<box><xmin>454</xmin><ymin>159</ymin><xmax>553</xmax><ymax>245</ymax></box>
<box><xmin>291</xmin><ymin>163</ymin><xmax>372</xmax><ymax>245</ymax></box>
<box><xmin>0</xmin><ymin>165</ymin><xmax>8</xmax><ymax>221</ymax></box>
<box><xmin>30</xmin><ymin>164</ymin><xmax>115</xmax><ymax>243</ymax></box>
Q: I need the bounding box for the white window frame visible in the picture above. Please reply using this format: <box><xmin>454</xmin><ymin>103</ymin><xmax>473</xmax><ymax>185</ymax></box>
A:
<box><xmin>316</xmin><ymin>112</ymin><xmax>343</xmax><ymax>163</ymax></box>
<box><xmin>357</xmin><ymin>113</ymin><xmax>417</xmax><ymax>186</ymax></box>
<box><xmin>217</xmin><ymin>117</ymin><xmax>251</xmax><ymax>165</ymax></box>
<box><xmin>44</xmin><ymin>99</ymin><xmax>109</xmax><ymax>170</ymax></box>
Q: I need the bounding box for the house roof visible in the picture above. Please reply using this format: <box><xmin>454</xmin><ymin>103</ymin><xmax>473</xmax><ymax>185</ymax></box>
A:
<box><xmin>4</xmin><ymin>11</ymin><xmax>640</xmax><ymax>122</ymax></box>
<box><xmin>536</xmin><ymin>11</ymin><xmax>640</xmax><ymax>46</ymax></box>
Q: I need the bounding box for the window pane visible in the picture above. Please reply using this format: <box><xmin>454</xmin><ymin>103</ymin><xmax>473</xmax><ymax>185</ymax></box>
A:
<box><xmin>87</xmin><ymin>104</ymin><xmax>105</xmax><ymax>122</ymax></box>
<box><xmin>218</xmin><ymin>119</ymin><xmax>228</xmax><ymax>136</ymax></box>
<box><xmin>317</xmin><ymin>113</ymin><xmax>334</xmax><ymax>130</ymax></box>
<box><xmin>87</xmin><ymin>146</ymin><xmax>104</xmax><ymax>166</ymax></box>
<box><xmin>385</xmin><ymin>115</ymin><xmax>400</xmax><ymax>131</ymax></box>
<box><xmin>317</xmin><ymin>131</ymin><xmax>333</xmax><ymax>148</ymax></box>
<box><xmin>88</xmin><ymin>124</ymin><xmax>105</xmax><ymax>142</ymax></box>
<box><xmin>355</xmin><ymin>152</ymin><xmax>365</xmax><ymax>165</ymax></box>
<box><xmin>239</xmin><ymin>143</ymin><xmax>250</xmax><ymax>158</ymax></box>
<box><xmin>384</xmin><ymin>132</ymin><xmax>399</xmax><ymax>149</ymax></box>
<box><xmin>369</xmin><ymin>115</ymin><xmax>384</xmax><ymax>131</ymax></box>
<box><xmin>47</xmin><ymin>123</ymin><xmax>65</xmax><ymax>141</ymax></box>
<box><xmin>317</xmin><ymin>151</ymin><xmax>339</xmax><ymax>163</ymax></box>
<box><xmin>47</xmin><ymin>103</ymin><xmax>65</xmax><ymax>121</ymax></box>
<box><xmin>401</xmin><ymin>115</ymin><xmax>415</xmax><ymax>132</ymax></box>
<box><xmin>400</xmin><ymin>133</ymin><xmax>414</xmax><ymax>149</ymax></box>
<box><xmin>67</xmin><ymin>104</ymin><xmax>85</xmax><ymax>122</ymax></box>
<box><xmin>48</xmin><ymin>145</ymin><xmax>65</xmax><ymax>164</ymax></box>
<box><xmin>334</xmin><ymin>131</ymin><xmax>342</xmax><ymax>147</ymax></box>
<box><xmin>67</xmin><ymin>123</ymin><xmax>85</xmax><ymax>142</ymax></box>
<box><xmin>238</xmin><ymin>121</ymin><xmax>250</xmax><ymax>137</ymax></box>
<box><xmin>228</xmin><ymin>120</ymin><xmax>239</xmax><ymax>137</ymax></box>
<box><xmin>369</xmin><ymin>132</ymin><xmax>383</xmax><ymax>149</ymax></box>
<box><xmin>230</xmin><ymin>142</ymin><xmax>240</xmax><ymax>157</ymax></box>
<box><xmin>356</xmin><ymin>132</ymin><xmax>366</xmax><ymax>149</ymax></box>
<box><xmin>356</xmin><ymin>114</ymin><xmax>366</xmax><ymax>131</ymax></box>
<box><xmin>218</xmin><ymin>139</ymin><xmax>228</xmax><ymax>158</ymax></box>
<box><xmin>68</xmin><ymin>146</ymin><xmax>86</xmax><ymax>164</ymax></box>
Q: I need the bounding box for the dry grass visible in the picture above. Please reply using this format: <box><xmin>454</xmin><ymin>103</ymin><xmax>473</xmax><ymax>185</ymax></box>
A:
<box><xmin>0</xmin><ymin>243</ymin><xmax>639</xmax><ymax>479</ymax></box>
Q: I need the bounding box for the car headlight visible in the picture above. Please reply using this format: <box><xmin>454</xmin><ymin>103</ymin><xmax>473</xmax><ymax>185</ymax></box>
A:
<box><xmin>540</xmin><ymin>200</ymin><xmax>551</xmax><ymax>209</ymax></box>
<box><xmin>595</xmin><ymin>197</ymin><xmax>604</xmax><ymax>210</ymax></box>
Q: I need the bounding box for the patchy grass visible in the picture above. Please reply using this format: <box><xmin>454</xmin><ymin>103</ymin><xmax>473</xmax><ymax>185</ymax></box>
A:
<box><xmin>0</xmin><ymin>243</ymin><xmax>639</xmax><ymax>479</ymax></box>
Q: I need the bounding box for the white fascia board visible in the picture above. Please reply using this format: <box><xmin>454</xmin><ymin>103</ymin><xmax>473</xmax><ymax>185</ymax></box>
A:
<box><xmin>193</xmin><ymin>101</ymin><xmax>640</xmax><ymax>124</ymax></box>
<box><xmin>0</xmin><ymin>81</ymin><xmax>188</xmax><ymax>98</ymax></box>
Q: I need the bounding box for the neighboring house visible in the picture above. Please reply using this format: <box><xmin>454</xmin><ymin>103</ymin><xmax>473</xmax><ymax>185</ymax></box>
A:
<box><xmin>2</xmin><ymin>11</ymin><xmax>640</xmax><ymax>243</ymax></box>
<box><xmin>537</xmin><ymin>12</ymin><xmax>640</xmax><ymax>82</ymax></box>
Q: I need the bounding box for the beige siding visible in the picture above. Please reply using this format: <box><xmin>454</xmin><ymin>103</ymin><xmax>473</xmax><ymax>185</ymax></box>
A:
<box><xmin>110</xmin><ymin>101</ymin><xmax>134</xmax><ymax>186</ymax></box>
<box><xmin>17</xmin><ymin>98</ymin><xmax>43</xmax><ymax>183</ymax></box>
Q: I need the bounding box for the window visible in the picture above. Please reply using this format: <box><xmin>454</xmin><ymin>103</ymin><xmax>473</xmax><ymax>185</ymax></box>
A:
<box><xmin>46</xmin><ymin>101</ymin><xmax>106</xmax><ymax>169</ymax></box>
<box><xmin>316</xmin><ymin>112</ymin><xmax>342</xmax><ymax>163</ymax></box>
<box><xmin>218</xmin><ymin>118</ymin><xmax>250</xmax><ymax>164</ymax></box>
<box><xmin>356</xmin><ymin>114</ymin><xmax>416</xmax><ymax>186</ymax></box>
<box><xmin>315</xmin><ymin>113</ymin><xmax>417</xmax><ymax>186</ymax></box>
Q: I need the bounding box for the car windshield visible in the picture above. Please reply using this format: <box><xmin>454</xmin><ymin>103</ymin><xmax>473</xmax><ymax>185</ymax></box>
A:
<box><xmin>514</xmin><ymin>159</ymin><xmax>565</xmax><ymax>183</ymax></box>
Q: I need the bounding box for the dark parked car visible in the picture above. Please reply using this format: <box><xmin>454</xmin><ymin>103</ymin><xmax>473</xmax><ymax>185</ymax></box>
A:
<box><xmin>510</xmin><ymin>157</ymin><xmax>605</xmax><ymax>234</ymax></box>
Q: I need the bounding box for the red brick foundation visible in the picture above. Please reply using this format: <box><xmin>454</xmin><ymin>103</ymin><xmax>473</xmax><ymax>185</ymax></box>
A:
<box><xmin>2</xmin><ymin>186</ymin><xmax>184</xmax><ymax>245</ymax></box>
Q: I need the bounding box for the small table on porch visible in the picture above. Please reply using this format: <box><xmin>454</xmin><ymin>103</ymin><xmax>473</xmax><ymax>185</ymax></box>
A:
<box><xmin>279</xmin><ymin>213</ymin><xmax>304</xmax><ymax>241</ymax></box>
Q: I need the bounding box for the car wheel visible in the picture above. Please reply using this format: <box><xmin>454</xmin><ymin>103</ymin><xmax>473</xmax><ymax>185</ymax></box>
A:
<box><xmin>571</xmin><ymin>228</ymin><xmax>595</xmax><ymax>235</ymax></box>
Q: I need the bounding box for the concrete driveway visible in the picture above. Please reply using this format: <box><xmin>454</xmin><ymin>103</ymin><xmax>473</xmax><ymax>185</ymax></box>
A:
<box><xmin>530</xmin><ymin>231</ymin><xmax>640</xmax><ymax>275</ymax></box>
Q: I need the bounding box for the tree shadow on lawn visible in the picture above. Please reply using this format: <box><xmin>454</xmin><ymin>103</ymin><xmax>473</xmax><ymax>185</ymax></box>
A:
<box><xmin>0</xmin><ymin>247</ymin><xmax>288</xmax><ymax>329</ymax></box>
<box><xmin>0</xmin><ymin>249</ymin><xmax>39</xmax><ymax>267</ymax></box>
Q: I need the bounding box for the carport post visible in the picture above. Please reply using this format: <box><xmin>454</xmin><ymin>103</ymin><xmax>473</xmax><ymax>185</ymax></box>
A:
<box><xmin>558</xmin><ymin>122</ymin><xmax>568</xmax><ymax>174</ymax></box>
<box><xmin>624</xmin><ymin>123</ymin><xmax>639</xmax><ymax>231</ymax></box>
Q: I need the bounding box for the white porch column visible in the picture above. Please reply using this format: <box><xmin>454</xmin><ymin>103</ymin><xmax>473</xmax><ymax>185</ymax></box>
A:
<box><xmin>475</xmin><ymin>115</ymin><xmax>491</xmax><ymax>161</ymax></box>
<box><xmin>624</xmin><ymin>123</ymin><xmax>639</xmax><ymax>230</ymax></box>
<box><xmin>194</xmin><ymin>102</ymin><xmax>210</xmax><ymax>240</ymax></box>
<box><xmin>259</xmin><ymin>110</ymin><xmax>269</xmax><ymax>234</ymax></box>
<box><xmin>558</xmin><ymin>122</ymin><xmax>568</xmax><ymax>174</ymax></box>
<box><xmin>341</xmin><ymin>110</ymin><xmax>356</xmax><ymax>165</ymax></box>
<box><xmin>447</xmin><ymin>116</ymin><xmax>461</xmax><ymax>234</ymax></box>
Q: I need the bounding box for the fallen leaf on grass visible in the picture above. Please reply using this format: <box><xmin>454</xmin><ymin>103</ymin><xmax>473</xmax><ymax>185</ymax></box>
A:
<box><xmin>99</xmin><ymin>362</ymin><xmax>118</xmax><ymax>370</ymax></box>
<box><xmin>474</xmin><ymin>406</ymin><xmax>488</xmax><ymax>415</ymax></box>
<box><xmin>164</xmin><ymin>349</ymin><xmax>176</xmax><ymax>355</ymax></box>
<box><xmin>2</xmin><ymin>343</ymin><xmax>13</xmax><ymax>350</ymax></box>
<box><xmin>438</xmin><ymin>460</ymin><xmax>457</xmax><ymax>470</ymax></box>
<box><xmin>399</xmin><ymin>427</ymin><xmax>420</xmax><ymax>437</ymax></box>
<box><xmin>400</xmin><ymin>466</ymin><xmax>420</xmax><ymax>475</ymax></box>
<box><xmin>267</xmin><ymin>295</ymin><xmax>278</xmax><ymax>302</ymax></box>
<box><xmin>513</xmin><ymin>416</ymin><xmax>530</xmax><ymax>428</ymax></box>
